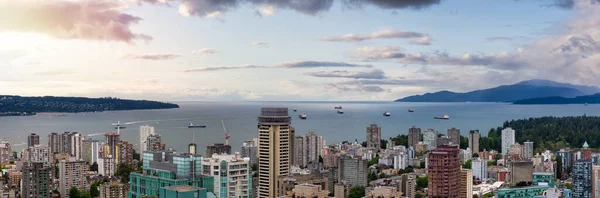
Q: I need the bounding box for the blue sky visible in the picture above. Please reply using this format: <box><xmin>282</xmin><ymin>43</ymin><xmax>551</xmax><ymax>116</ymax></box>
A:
<box><xmin>1</xmin><ymin>0</ymin><xmax>599</xmax><ymax>101</ymax></box>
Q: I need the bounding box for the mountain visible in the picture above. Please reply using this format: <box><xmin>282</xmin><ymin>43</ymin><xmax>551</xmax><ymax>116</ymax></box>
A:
<box><xmin>395</xmin><ymin>80</ymin><xmax>597</xmax><ymax>102</ymax></box>
<box><xmin>513</xmin><ymin>93</ymin><xmax>600</xmax><ymax>104</ymax></box>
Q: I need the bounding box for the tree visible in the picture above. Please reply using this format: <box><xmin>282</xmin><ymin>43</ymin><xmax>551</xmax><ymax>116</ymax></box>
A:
<box><xmin>416</xmin><ymin>176</ymin><xmax>428</xmax><ymax>190</ymax></box>
<box><xmin>319</xmin><ymin>156</ymin><xmax>323</xmax><ymax>163</ymax></box>
<box><xmin>116</xmin><ymin>164</ymin><xmax>133</xmax><ymax>183</ymax></box>
<box><xmin>566</xmin><ymin>183</ymin><xmax>573</xmax><ymax>190</ymax></box>
<box><xmin>133</xmin><ymin>150</ymin><xmax>140</xmax><ymax>161</ymax></box>
<box><xmin>367</xmin><ymin>156</ymin><xmax>380</xmax><ymax>167</ymax></box>
<box><xmin>90</xmin><ymin>181</ymin><xmax>104</xmax><ymax>198</ymax></box>
<box><xmin>90</xmin><ymin>162</ymin><xmax>98</xmax><ymax>172</ymax></box>
<box><xmin>460</xmin><ymin>136</ymin><xmax>469</xmax><ymax>149</ymax></box>
<box><xmin>419</xmin><ymin>161</ymin><xmax>426</xmax><ymax>168</ymax></box>
<box><xmin>380</xmin><ymin>139</ymin><xmax>388</xmax><ymax>149</ymax></box>
<box><xmin>473</xmin><ymin>195</ymin><xmax>479</xmax><ymax>198</ymax></box>
<box><xmin>415</xmin><ymin>193</ymin><xmax>424</xmax><ymax>198</ymax></box>
<box><xmin>368</xmin><ymin>172</ymin><xmax>377</xmax><ymax>182</ymax></box>
<box><xmin>69</xmin><ymin>187</ymin><xmax>80</xmax><ymax>198</ymax></box>
<box><xmin>495</xmin><ymin>154</ymin><xmax>503</xmax><ymax>160</ymax></box>
<box><xmin>348</xmin><ymin>186</ymin><xmax>365</xmax><ymax>198</ymax></box>
<box><xmin>473</xmin><ymin>153</ymin><xmax>479</xmax><ymax>158</ymax></box>
<box><xmin>462</xmin><ymin>160</ymin><xmax>472</xmax><ymax>169</ymax></box>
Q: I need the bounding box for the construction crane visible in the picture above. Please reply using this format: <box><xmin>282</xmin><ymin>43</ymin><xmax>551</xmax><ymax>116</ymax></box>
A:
<box><xmin>221</xmin><ymin>120</ymin><xmax>230</xmax><ymax>145</ymax></box>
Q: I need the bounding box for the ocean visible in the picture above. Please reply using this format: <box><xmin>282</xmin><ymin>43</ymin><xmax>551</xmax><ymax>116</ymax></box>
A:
<box><xmin>0</xmin><ymin>101</ymin><xmax>597</xmax><ymax>154</ymax></box>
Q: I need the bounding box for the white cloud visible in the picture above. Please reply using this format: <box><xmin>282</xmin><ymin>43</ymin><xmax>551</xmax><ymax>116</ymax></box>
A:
<box><xmin>251</xmin><ymin>41</ymin><xmax>269</xmax><ymax>47</ymax></box>
<box><xmin>321</xmin><ymin>29</ymin><xmax>431</xmax><ymax>44</ymax></box>
<box><xmin>304</xmin><ymin>69</ymin><xmax>385</xmax><ymax>79</ymax></box>
<box><xmin>192</xmin><ymin>48</ymin><xmax>219</xmax><ymax>54</ymax></box>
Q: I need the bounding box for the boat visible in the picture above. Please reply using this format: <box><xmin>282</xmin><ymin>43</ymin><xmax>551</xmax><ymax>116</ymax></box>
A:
<box><xmin>299</xmin><ymin>114</ymin><xmax>307</xmax><ymax>119</ymax></box>
<box><xmin>293</xmin><ymin>109</ymin><xmax>297</xmax><ymax>112</ymax></box>
<box><xmin>434</xmin><ymin>115</ymin><xmax>450</xmax><ymax>120</ymax></box>
<box><xmin>408</xmin><ymin>109</ymin><xmax>414</xmax><ymax>112</ymax></box>
<box><xmin>383</xmin><ymin>112</ymin><xmax>391</xmax><ymax>117</ymax></box>
<box><xmin>334</xmin><ymin>106</ymin><xmax>343</xmax><ymax>109</ymax></box>
<box><xmin>337</xmin><ymin>110</ymin><xmax>344</xmax><ymax>114</ymax></box>
<box><xmin>188</xmin><ymin>122</ymin><xmax>207</xmax><ymax>128</ymax></box>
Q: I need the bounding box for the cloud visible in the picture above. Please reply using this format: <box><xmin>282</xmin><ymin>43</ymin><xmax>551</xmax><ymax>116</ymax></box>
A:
<box><xmin>178</xmin><ymin>0</ymin><xmax>237</xmax><ymax>17</ymax></box>
<box><xmin>342</xmin><ymin>0</ymin><xmax>442</xmax><ymax>10</ymax></box>
<box><xmin>193</xmin><ymin>48</ymin><xmax>219</xmax><ymax>54</ymax></box>
<box><xmin>248</xmin><ymin>0</ymin><xmax>334</xmax><ymax>16</ymax></box>
<box><xmin>304</xmin><ymin>69</ymin><xmax>385</xmax><ymax>79</ymax></box>
<box><xmin>0</xmin><ymin>0</ymin><xmax>152</xmax><ymax>43</ymax></box>
<box><xmin>184</xmin><ymin>65</ymin><xmax>268</xmax><ymax>72</ymax></box>
<box><xmin>276</xmin><ymin>60</ymin><xmax>373</xmax><ymax>68</ymax></box>
<box><xmin>255</xmin><ymin>5</ymin><xmax>277</xmax><ymax>16</ymax></box>
<box><xmin>320</xmin><ymin>29</ymin><xmax>431</xmax><ymax>44</ymax></box>
<box><xmin>251</xmin><ymin>41</ymin><xmax>269</xmax><ymax>47</ymax></box>
<box><xmin>34</xmin><ymin>69</ymin><xmax>76</xmax><ymax>76</ymax></box>
<box><xmin>178</xmin><ymin>0</ymin><xmax>333</xmax><ymax>18</ymax></box>
<box><xmin>326</xmin><ymin>84</ymin><xmax>387</xmax><ymax>93</ymax></box>
<box><xmin>347</xmin><ymin>46</ymin><xmax>406</xmax><ymax>61</ymax></box>
<box><xmin>485</xmin><ymin>36</ymin><xmax>529</xmax><ymax>42</ymax></box>
<box><xmin>121</xmin><ymin>53</ymin><xmax>180</xmax><ymax>60</ymax></box>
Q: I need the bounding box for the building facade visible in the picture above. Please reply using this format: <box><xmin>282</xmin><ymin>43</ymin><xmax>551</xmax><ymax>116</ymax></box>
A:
<box><xmin>472</xmin><ymin>158</ymin><xmax>488</xmax><ymax>180</ymax></box>
<box><xmin>59</xmin><ymin>158</ymin><xmax>89</xmax><ymax>197</ymax></box>
<box><xmin>206</xmin><ymin>143</ymin><xmax>232</xmax><ymax>157</ymax></box>
<box><xmin>256</xmin><ymin>108</ymin><xmax>292</xmax><ymax>198</ymax></box>
<box><xmin>338</xmin><ymin>155</ymin><xmax>368</xmax><ymax>187</ymax></box>
<box><xmin>400</xmin><ymin>174</ymin><xmax>416</xmax><ymax>198</ymax></box>
<box><xmin>469</xmin><ymin>130</ymin><xmax>480</xmax><ymax>155</ymax></box>
<box><xmin>48</xmin><ymin>132</ymin><xmax>61</xmax><ymax>154</ymax></box>
<box><xmin>139</xmin><ymin>125</ymin><xmax>155</xmax><ymax>153</ymax></box>
<box><xmin>294</xmin><ymin>132</ymin><xmax>324</xmax><ymax>167</ymax></box>
<box><xmin>21</xmin><ymin>162</ymin><xmax>53</xmax><ymax>198</ymax></box>
<box><xmin>447</xmin><ymin>128</ymin><xmax>460</xmax><ymax>146</ymax></box>
<box><xmin>393</xmin><ymin>152</ymin><xmax>408</xmax><ymax>170</ymax></box>
<box><xmin>117</xmin><ymin>141</ymin><xmax>134</xmax><ymax>167</ymax></box>
<box><xmin>70</xmin><ymin>132</ymin><xmax>83</xmax><ymax>159</ymax></box>
<box><xmin>100</xmin><ymin>181</ymin><xmax>129</xmax><ymax>198</ymax></box>
<box><xmin>408</xmin><ymin>126</ymin><xmax>421</xmax><ymax>149</ymax></box>
<box><xmin>201</xmin><ymin>153</ymin><xmax>252</xmax><ymax>198</ymax></box>
<box><xmin>524</xmin><ymin>141</ymin><xmax>534</xmax><ymax>160</ymax></box>
<box><xmin>241</xmin><ymin>140</ymin><xmax>257</xmax><ymax>166</ymax></box>
<box><xmin>145</xmin><ymin>134</ymin><xmax>165</xmax><ymax>152</ymax></box>
<box><xmin>592</xmin><ymin>166</ymin><xmax>600</xmax><ymax>198</ymax></box>
<box><xmin>366</xmin><ymin>124</ymin><xmax>382</xmax><ymax>149</ymax></box>
<box><xmin>573</xmin><ymin>160</ymin><xmax>593</xmax><ymax>198</ymax></box>
<box><xmin>28</xmin><ymin>144</ymin><xmax>51</xmax><ymax>166</ymax></box>
<box><xmin>422</xmin><ymin>129</ymin><xmax>438</xmax><ymax>151</ymax></box>
<box><xmin>501</xmin><ymin>128</ymin><xmax>515</xmax><ymax>155</ymax></box>
<box><xmin>427</xmin><ymin>145</ymin><xmax>460</xmax><ymax>197</ymax></box>
<box><xmin>460</xmin><ymin>169</ymin><xmax>473</xmax><ymax>198</ymax></box>
<box><xmin>82</xmin><ymin>139</ymin><xmax>100</xmax><ymax>165</ymax></box>
<box><xmin>0</xmin><ymin>141</ymin><xmax>10</xmax><ymax>165</ymax></box>
<box><xmin>27</xmin><ymin>133</ymin><xmax>40</xmax><ymax>148</ymax></box>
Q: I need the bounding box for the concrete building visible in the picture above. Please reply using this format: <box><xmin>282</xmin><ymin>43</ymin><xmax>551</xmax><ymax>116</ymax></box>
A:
<box><xmin>70</xmin><ymin>132</ymin><xmax>83</xmax><ymax>159</ymax></box>
<box><xmin>27</xmin><ymin>144</ymin><xmax>50</xmax><ymax>166</ymax></box>
<box><xmin>533</xmin><ymin>172</ymin><xmax>555</xmax><ymax>187</ymax></box>
<box><xmin>98</xmin><ymin>155</ymin><xmax>116</xmax><ymax>176</ymax></box>
<box><xmin>241</xmin><ymin>140</ymin><xmax>257</xmax><ymax>166</ymax></box>
<box><xmin>573</xmin><ymin>160</ymin><xmax>593</xmax><ymax>198</ymax></box>
<box><xmin>427</xmin><ymin>145</ymin><xmax>460</xmax><ymax>197</ymax></box>
<box><xmin>145</xmin><ymin>134</ymin><xmax>165</xmax><ymax>152</ymax></box>
<box><xmin>48</xmin><ymin>132</ymin><xmax>61</xmax><ymax>154</ymax></box>
<box><xmin>460</xmin><ymin>149</ymin><xmax>472</xmax><ymax>163</ymax></box>
<box><xmin>206</xmin><ymin>143</ymin><xmax>232</xmax><ymax>157</ymax></box>
<box><xmin>7</xmin><ymin>169</ymin><xmax>22</xmax><ymax>187</ymax></box>
<box><xmin>393</xmin><ymin>152</ymin><xmax>408</xmax><ymax>170</ymax></box>
<box><xmin>294</xmin><ymin>132</ymin><xmax>325</xmax><ymax>167</ymax></box>
<box><xmin>497</xmin><ymin>186</ymin><xmax>550</xmax><ymax>198</ymax></box>
<box><xmin>278</xmin><ymin>172</ymin><xmax>329</xmax><ymax>197</ymax></box>
<box><xmin>524</xmin><ymin>141</ymin><xmax>534</xmax><ymax>160</ymax></box>
<box><xmin>338</xmin><ymin>155</ymin><xmax>368</xmax><ymax>187</ymax></box>
<box><xmin>460</xmin><ymin>169</ymin><xmax>473</xmax><ymax>198</ymax></box>
<box><xmin>592</xmin><ymin>166</ymin><xmax>600</xmax><ymax>198</ymax></box>
<box><xmin>473</xmin><ymin>158</ymin><xmax>488</xmax><ymax>180</ymax></box>
<box><xmin>139</xmin><ymin>125</ymin><xmax>155</xmax><ymax>153</ymax></box>
<box><xmin>408</xmin><ymin>126</ymin><xmax>421</xmax><ymax>149</ymax></box>
<box><xmin>256</xmin><ymin>107</ymin><xmax>292</xmax><ymax>198</ymax></box>
<box><xmin>99</xmin><ymin>181</ymin><xmax>129</xmax><ymax>198</ymax></box>
<box><xmin>447</xmin><ymin>127</ymin><xmax>460</xmax><ymax>146</ymax></box>
<box><xmin>400</xmin><ymin>174</ymin><xmax>416</xmax><ymax>198</ymax></box>
<box><xmin>422</xmin><ymin>129</ymin><xmax>438</xmax><ymax>151</ymax></box>
<box><xmin>59</xmin><ymin>158</ymin><xmax>89</xmax><ymax>197</ymax></box>
<box><xmin>366</xmin><ymin>124</ymin><xmax>382</xmax><ymax>149</ymax></box>
<box><xmin>82</xmin><ymin>139</ymin><xmax>100</xmax><ymax>165</ymax></box>
<box><xmin>583</xmin><ymin>141</ymin><xmax>592</xmax><ymax>160</ymax></box>
<box><xmin>284</xmin><ymin>183</ymin><xmax>329</xmax><ymax>198</ymax></box>
<box><xmin>27</xmin><ymin>133</ymin><xmax>39</xmax><ymax>148</ymax></box>
<box><xmin>0</xmin><ymin>141</ymin><xmax>10</xmax><ymax>165</ymax></box>
<box><xmin>21</xmin><ymin>162</ymin><xmax>53</xmax><ymax>198</ymax></box>
<box><xmin>501</xmin><ymin>128</ymin><xmax>515</xmax><ymax>155</ymax></box>
<box><xmin>201</xmin><ymin>153</ymin><xmax>251</xmax><ymax>198</ymax></box>
<box><xmin>366</xmin><ymin>186</ymin><xmax>402</xmax><ymax>198</ymax></box>
<box><xmin>469</xmin><ymin>130</ymin><xmax>480</xmax><ymax>155</ymax></box>
<box><xmin>117</xmin><ymin>141</ymin><xmax>134</xmax><ymax>167</ymax></box>
<box><xmin>510</xmin><ymin>161</ymin><xmax>533</xmax><ymax>187</ymax></box>
<box><xmin>160</xmin><ymin>186</ymin><xmax>208</xmax><ymax>198</ymax></box>
<box><xmin>436</xmin><ymin>136</ymin><xmax>452</xmax><ymax>147</ymax></box>
<box><xmin>104</xmin><ymin>132</ymin><xmax>120</xmax><ymax>161</ymax></box>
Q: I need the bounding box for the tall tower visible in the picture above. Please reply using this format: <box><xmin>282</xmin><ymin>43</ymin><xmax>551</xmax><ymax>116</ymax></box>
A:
<box><xmin>502</xmin><ymin>128</ymin><xmax>515</xmax><ymax>155</ymax></box>
<box><xmin>257</xmin><ymin>107</ymin><xmax>291</xmax><ymax>198</ymax></box>
<box><xmin>408</xmin><ymin>126</ymin><xmax>421</xmax><ymax>149</ymax></box>
<box><xmin>428</xmin><ymin>145</ymin><xmax>460</xmax><ymax>197</ymax></box>
<box><xmin>469</xmin><ymin>130</ymin><xmax>480</xmax><ymax>155</ymax></box>
<box><xmin>104</xmin><ymin>132</ymin><xmax>120</xmax><ymax>161</ymax></box>
<box><xmin>447</xmin><ymin>128</ymin><xmax>460</xmax><ymax>146</ymax></box>
<box><xmin>27</xmin><ymin>133</ymin><xmax>40</xmax><ymax>148</ymax></box>
<box><xmin>366</xmin><ymin>124</ymin><xmax>381</xmax><ymax>149</ymax></box>
<box><xmin>139</xmin><ymin>125</ymin><xmax>155</xmax><ymax>153</ymax></box>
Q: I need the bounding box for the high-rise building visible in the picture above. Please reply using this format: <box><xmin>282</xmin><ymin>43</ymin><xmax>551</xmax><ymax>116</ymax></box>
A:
<box><xmin>393</xmin><ymin>152</ymin><xmax>408</xmax><ymax>170</ymax></box>
<box><xmin>510</xmin><ymin>161</ymin><xmax>533</xmax><ymax>187</ymax></box>
<box><xmin>59</xmin><ymin>158</ymin><xmax>89</xmax><ymax>197</ymax></box>
<box><xmin>502</xmin><ymin>128</ymin><xmax>516</xmax><ymax>155</ymax></box>
<box><xmin>70</xmin><ymin>132</ymin><xmax>84</xmax><ymax>159</ymax></box>
<box><xmin>206</xmin><ymin>143</ymin><xmax>232</xmax><ymax>157</ymax></box>
<box><xmin>524</xmin><ymin>141</ymin><xmax>534</xmax><ymax>160</ymax></box>
<box><xmin>427</xmin><ymin>145</ymin><xmax>460</xmax><ymax>197</ymax></box>
<box><xmin>289</xmin><ymin>127</ymin><xmax>296</xmax><ymax>168</ymax></box>
<box><xmin>573</xmin><ymin>160</ymin><xmax>593</xmax><ymax>198</ymax></box>
<box><xmin>294</xmin><ymin>136</ymin><xmax>305</xmax><ymax>167</ymax></box>
<box><xmin>460</xmin><ymin>169</ymin><xmax>473</xmax><ymax>198</ymax></box>
<box><xmin>408</xmin><ymin>126</ymin><xmax>421</xmax><ymax>149</ymax></box>
<box><xmin>294</xmin><ymin>132</ymin><xmax>325</xmax><ymax>167</ymax></box>
<box><xmin>592</xmin><ymin>166</ymin><xmax>600</xmax><ymax>198</ymax></box>
<box><xmin>583</xmin><ymin>141</ymin><xmax>592</xmax><ymax>160</ymax></box>
<box><xmin>21</xmin><ymin>162</ymin><xmax>53</xmax><ymax>198</ymax></box>
<box><xmin>338</xmin><ymin>155</ymin><xmax>368</xmax><ymax>187</ymax></box>
<box><xmin>98</xmin><ymin>155</ymin><xmax>116</xmax><ymax>176</ymax></box>
<box><xmin>472</xmin><ymin>158</ymin><xmax>488</xmax><ymax>180</ymax></box>
<box><xmin>104</xmin><ymin>132</ymin><xmax>120</xmax><ymax>159</ymax></box>
<box><xmin>436</xmin><ymin>136</ymin><xmax>452</xmax><ymax>147</ymax></box>
<box><xmin>469</xmin><ymin>130</ymin><xmax>480</xmax><ymax>155</ymax></box>
<box><xmin>27</xmin><ymin>133</ymin><xmax>40</xmax><ymax>148</ymax></box>
<box><xmin>145</xmin><ymin>134</ymin><xmax>165</xmax><ymax>152</ymax></box>
<box><xmin>0</xmin><ymin>141</ymin><xmax>11</xmax><ymax>165</ymax></box>
<box><xmin>400</xmin><ymin>174</ymin><xmax>416</xmax><ymax>198</ymax></box>
<box><xmin>28</xmin><ymin>144</ymin><xmax>50</xmax><ymax>166</ymax></box>
<box><xmin>82</xmin><ymin>139</ymin><xmax>100</xmax><ymax>164</ymax></box>
<box><xmin>366</xmin><ymin>124</ymin><xmax>382</xmax><ymax>149</ymax></box>
<box><xmin>201</xmin><ymin>153</ymin><xmax>252</xmax><ymax>198</ymax></box>
<box><xmin>48</xmin><ymin>132</ymin><xmax>61</xmax><ymax>154</ymax></box>
<box><xmin>257</xmin><ymin>107</ymin><xmax>292</xmax><ymax>198</ymax></box>
<box><xmin>334</xmin><ymin>182</ymin><xmax>349</xmax><ymax>198</ymax></box>
<box><xmin>241</xmin><ymin>140</ymin><xmax>257</xmax><ymax>166</ymax></box>
<box><xmin>60</xmin><ymin>132</ymin><xmax>73</xmax><ymax>154</ymax></box>
<box><xmin>99</xmin><ymin>181</ymin><xmax>129</xmax><ymax>198</ymax></box>
<box><xmin>117</xmin><ymin>141</ymin><xmax>134</xmax><ymax>167</ymax></box>
<box><xmin>447</xmin><ymin>128</ymin><xmax>460</xmax><ymax>146</ymax></box>
<box><xmin>422</xmin><ymin>129</ymin><xmax>438</xmax><ymax>151</ymax></box>
<box><xmin>139</xmin><ymin>125</ymin><xmax>155</xmax><ymax>153</ymax></box>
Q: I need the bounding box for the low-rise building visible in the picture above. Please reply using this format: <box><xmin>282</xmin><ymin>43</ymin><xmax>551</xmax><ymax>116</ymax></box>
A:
<box><xmin>160</xmin><ymin>186</ymin><xmax>208</xmax><ymax>198</ymax></box>
<box><xmin>497</xmin><ymin>185</ymin><xmax>550</xmax><ymax>198</ymax></box>
<box><xmin>365</xmin><ymin>186</ymin><xmax>402</xmax><ymax>198</ymax></box>
<box><xmin>533</xmin><ymin>172</ymin><xmax>555</xmax><ymax>187</ymax></box>
<box><xmin>99</xmin><ymin>181</ymin><xmax>129</xmax><ymax>198</ymax></box>
<box><xmin>6</xmin><ymin>169</ymin><xmax>21</xmax><ymax>187</ymax></box>
<box><xmin>283</xmin><ymin>183</ymin><xmax>329</xmax><ymax>198</ymax></box>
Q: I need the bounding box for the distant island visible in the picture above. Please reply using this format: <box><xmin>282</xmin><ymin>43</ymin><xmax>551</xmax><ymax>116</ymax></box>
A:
<box><xmin>395</xmin><ymin>79</ymin><xmax>600</xmax><ymax>102</ymax></box>
<box><xmin>513</xmin><ymin>93</ymin><xmax>600</xmax><ymax>104</ymax></box>
<box><xmin>0</xmin><ymin>95</ymin><xmax>179</xmax><ymax>116</ymax></box>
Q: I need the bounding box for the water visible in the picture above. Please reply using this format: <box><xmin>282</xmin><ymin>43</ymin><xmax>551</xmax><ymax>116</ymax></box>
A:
<box><xmin>0</xmin><ymin>101</ymin><xmax>597</xmax><ymax>154</ymax></box>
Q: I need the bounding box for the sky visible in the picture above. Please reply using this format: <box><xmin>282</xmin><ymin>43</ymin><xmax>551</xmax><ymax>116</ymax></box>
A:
<box><xmin>1</xmin><ymin>0</ymin><xmax>600</xmax><ymax>101</ymax></box>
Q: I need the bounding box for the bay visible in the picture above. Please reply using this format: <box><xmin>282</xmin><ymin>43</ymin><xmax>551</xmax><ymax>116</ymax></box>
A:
<box><xmin>0</xmin><ymin>101</ymin><xmax>596</xmax><ymax>155</ymax></box>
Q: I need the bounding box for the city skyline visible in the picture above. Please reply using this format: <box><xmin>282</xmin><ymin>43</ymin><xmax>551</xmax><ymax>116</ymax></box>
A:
<box><xmin>2</xmin><ymin>0</ymin><xmax>600</xmax><ymax>101</ymax></box>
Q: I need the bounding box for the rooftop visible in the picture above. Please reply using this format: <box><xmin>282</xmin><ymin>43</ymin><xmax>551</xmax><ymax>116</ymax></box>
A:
<box><xmin>163</xmin><ymin>185</ymin><xmax>201</xmax><ymax>192</ymax></box>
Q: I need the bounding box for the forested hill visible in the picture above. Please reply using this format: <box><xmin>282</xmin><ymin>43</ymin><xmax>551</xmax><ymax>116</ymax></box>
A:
<box><xmin>0</xmin><ymin>95</ymin><xmax>179</xmax><ymax>115</ymax></box>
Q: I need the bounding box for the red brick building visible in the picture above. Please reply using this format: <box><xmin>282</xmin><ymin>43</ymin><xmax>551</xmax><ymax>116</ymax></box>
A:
<box><xmin>428</xmin><ymin>145</ymin><xmax>461</xmax><ymax>198</ymax></box>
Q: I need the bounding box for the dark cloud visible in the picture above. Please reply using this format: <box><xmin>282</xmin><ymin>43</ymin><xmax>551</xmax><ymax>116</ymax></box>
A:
<box><xmin>184</xmin><ymin>65</ymin><xmax>268</xmax><ymax>72</ymax></box>
<box><xmin>555</xmin><ymin>35</ymin><xmax>600</xmax><ymax>54</ymax></box>
<box><xmin>122</xmin><ymin>53</ymin><xmax>180</xmax><ymax>60</ymax></box>
<box><xmin>342</xmin><ymin>0</ymin><xmax>442</xmax><ymax>10</ymax></box>
<box><xmin>178</xmin><ymin>0</ymin><xmax>238</xmax><ymax>17</ymax></box>
<box><xmin>0</xmin><ymin>0</ymin><xmax>152</xmax><ymax>43</ymax></box>
<box><xmin>178</xmin><ymin>0</ymin><xmax>332</xmax><ymax>17</ymax></box>
<box><xmin>321</xmin><ymin>29</ymin><xmax>430</xmax><ymax>43</ymax></box>
<box><xmin>304</xmin><ymin>69</ymin><xmax>385</xmax><ymax>79</ymax></box>
<box><xmin>277</xmin><ymin>61</ymin><xmax>373</xmax><ymax>68</ymax></box>
<box><xmin>248</xmin><ymin>0</ymin><xmax>334</xmax><ymax>15</ymax></box>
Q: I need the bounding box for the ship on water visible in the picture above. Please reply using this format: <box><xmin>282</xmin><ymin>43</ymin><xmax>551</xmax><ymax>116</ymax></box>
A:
<box><xmin>299</xmin><ymin>114</ymin><xmax>307</xmax><ymax>119</ymax></box>
<box><xmin>334</xmin><ymin>106</ymin><xmax>342</xmax><ymax>109</ymax></box>
<box><xmin>188</xmin><ymin>122</ymin><xmax>207</xmax><ymax>128</ymax></box>
<box><xmin>408</xmin><ymin>109</ymin><xmax>414</xmax><ymax>112</ymax></box>
<box><xmin>337</xmin><ymin>110</ymin><xmax>344</xmax><ymax>114</ymax></box>
<box><xmin>434</xmin><ymin>115</ymin><xmax>450</xmax><ymax>120</ymax></box>
<box><xmin>383</xmin><ymin>112</ymin><xmax>391</xmax><ymax>117</ymax></box>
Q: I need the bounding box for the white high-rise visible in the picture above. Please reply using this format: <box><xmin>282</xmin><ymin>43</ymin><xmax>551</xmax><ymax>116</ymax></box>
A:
<box><xmin>28</xmin><ymin>145</ymin><xmax>51</xmax><ymax>166</ymax></box>
<box><xmin>140</xmin><ymin>125</ymin><xmax>155</xmax><ymax>153</ymax></box>
<box><xmin>70</xmin><ymin>133</ymin><xmax>83</xmax><ymax>159</ymax></box>
<box><xmin>524</xmin><ymin>141</ymin><xmax>534</xmax><ymax>160</ymax></box>
<box><xmin>502</xmin><ymin>128</ymin><xmax>515</xmax><ymax>155</ymax></box>
<box><xmin>201</xmin><ymin>153</ymin><xmax>252</xmax><ymax>198</ymax></box>
<box><xmin>394</xmin><ymin>152</ymin><xmax>408</xmax><ymax>170</ymax></box>
<box><xmin>472</xmin><ymin>158</ymin><xmax>488</xmax><ymax>180</ymax></box>
<box><xmin>422</xmin><ymin>129</ymin><xmax>438</xmax><ymax>151</ymax></box>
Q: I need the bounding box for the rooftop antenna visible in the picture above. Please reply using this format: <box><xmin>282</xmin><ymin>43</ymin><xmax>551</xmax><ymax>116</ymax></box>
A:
<box><xmin>221</xmin><ymin>120</ymin><xmax>230</xmax><ymax>145</ymax></box>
